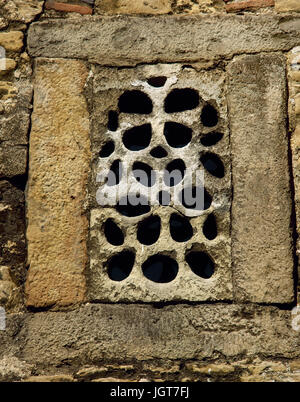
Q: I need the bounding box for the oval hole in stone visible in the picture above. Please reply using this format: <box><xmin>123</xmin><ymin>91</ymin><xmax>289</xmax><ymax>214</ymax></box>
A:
<box><xmin>179</xmin><ymin>186</ymin><xmax>212</xmax><ymax>211</ymax></box>
<box><xmin>200</xmin><ymin>132</ymin><xmax>223</xmax><ymax>147</ymax></box>
<box><xmin>164</xmin><ymin>159</ymin><xmax>186</xmax><ymax>187</ymax></box>
<box><xmin>104</xmin><ymin>218</ymin><xmax>124</xmax><ymax>246</ymax></box>
<box><xmin>142</xmin><ymin>254</ymin><xmax>178</xmax><ymax>283</ymax></box>
<box><xmin>107</xmin><ymin>250</ymin><xmax>135</xmax><ymax>281</ymax></box>
<box><xmin>203</xmin><ymin>213</ymin><xmax>217</xmax><ymax>240</ymax></box>
<box><xmin>201</xmin><ymin>104</ymin><xmax>218</xmax><ymax>127</ymax></box>
<box><xmin>107</xmin><ymin>159</ymin><xmax>122</xmax><ymax>186</ymax></box>
<box><xmin>157</xmin><ymin>190</ymin><xmax>171</xmax><ymax>206</ymax></box>
<box><xmin>185</xmin><ymin>251</ymin><xmax>214</xmax><ymax>279</ymax></box>
<box><xmin>107</xmin><ymin>110</ymin><xmax>119</xmax><ymax>131</ymax></box>
<box><xmin>116</xmin><ymin>195</ymin><xmax>150</xmax><ymax>217</ymax></box>
<box><xmin>170</xmin><ymin>213</ymin><xmax>193</xmax><ymax>242</ymax></box>
<box><xmin>164</xmin><ymin>88</ymin><xmax>199</xmax><ymax>113</ymax></box>
<box><xmin>123</xmin><ymin>123</ymin><xmax>152</xmax><ymax>151</ymax></box>
<box><xmin>137</xmin><ymin>215</ymin><xmax>161</xmax><ymax>245</ymax></box>
<box><xmin>147</xmin><ymin>76</ymin><xmax>167</xmax><ymax>88</ymax></box>
<box><xmin>99</xmin><ymin>140</ymin><xmax>115</xmax><ymax>158</ymax></box>
<box><xmin>164</xmin><ymin>122</ymin><xmax>192</xmax><ymax>148</ymax></box>
<box><xmin>150</xmin><ymin>146</ymin><xmax>168</xmax><ymax>159</ymax></box>
<box><xmin>200</xmin><ymin>152</ymin><xmax>225</xmax><ymax>178</ymax></box>
<box><xmin>133</xmin><ymin>161</ymin><xmax>156</xmax><ymax>187</ymax></box>
<box><xmin>118</xmin><ymin>90</ymin><xmax>153</xmax><ymax>114</ymax></box>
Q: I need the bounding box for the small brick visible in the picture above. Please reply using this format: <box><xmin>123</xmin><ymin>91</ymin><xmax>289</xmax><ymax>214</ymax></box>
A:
<box><xmin>225</xmin><ymin>0</ymin><xmax>274</xmax><ymax>13</ymax></box>
<box><xmin>45</xmin><ymin>0</ymin><xmax>92</xmax><ymax>15</ymax></box>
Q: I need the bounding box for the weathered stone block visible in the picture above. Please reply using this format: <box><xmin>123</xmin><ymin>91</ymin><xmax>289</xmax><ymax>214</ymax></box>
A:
<box><xmin>25</xmin><ymin>58</ymin><xmax>91</xmax><ymax>307</ymax></box>
<box><xmin>95</xmin><ymin>0</ymin><xmax>172</xmax><ymax>14</ymax></box>
<box><xmin>228</xmin><ymin>53</ymin><xmax>294</xmax><ymax>303</ymax></box>
<box><xmin>2</xmin><ymin>304</ymin><xmax>300</xmax><ymax>366</ymax></box>
<box><xmin>0</xmin><ymin>0</ymin><xmax>44</xmax><ymax>23</ymax></box>
<box><xmin>275</xmin><ymin>0</ymin><xmax>300</xmax><ymax>12</ymax></box>
<box><xmin>175</xmin><ymin>0</ymin><xmax>225</xmax><ymax>13</ymax></box>
<box><xmin>27</xmin><ymin>15</ymin><xmax>300</xmax><ymax>66</ymax></box>
<box><xmin>0</xmin><ymin>145</ymin><xmax>27</xmax><ymax>178</ymax></box>
<box><xmin>0</xmin><ymin>31</ymin><xmax>23</xmax><ymax>52</ymax></box>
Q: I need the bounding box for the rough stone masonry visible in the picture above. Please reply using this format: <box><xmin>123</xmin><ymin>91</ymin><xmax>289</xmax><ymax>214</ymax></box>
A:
<box><xmin>1</xmin><ymin>0</ymin><xmax>300</xmax><ymax>382</ymax></box>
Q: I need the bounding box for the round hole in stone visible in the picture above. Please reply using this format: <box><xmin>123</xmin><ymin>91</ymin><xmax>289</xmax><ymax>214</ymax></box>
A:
<box><xmin>123</xmin><ymin>123</ymin><xmax>152</xmax><ymax>151</ymax></box>
<box><xmin>137</xmin><ymin>215</ymin><xmax>161</xmax><ymax>245</ymax></box>
<box><xmin>133</xmin><ymin>161</ymin><xmax>156</xmax><ymax>187</ymax></box>
<box><xmin>150</xmin><ymin>146</ymin><xmax>168</xmax><ymax>159</ymax></box>
<box><xmin>142</xmin><ymin>254</ymin><xmax>178</xmax><ymax>283</ymax></box>
<box><xmin>116</xmin><ymin>195</ymin><xmax>150</xmax><ymax>217</ymax></box>
<box><xmin>164</xmin><ymin>122</ymin><xmax>192</xmax><ymax>148</ymax></box>
<box><xmin>200</xmin><ymin>152</ymin><xmax>225</xmax><ymax>178</ymax></box>
<box><xmin>201</xmin><ymin>104</ymin><xmax>218</xmax><ymax>127</ymax></box>
<box><xmin>157</xmin><ymin>190</ymin><xmax>171</xmax><ymax>206</ymax></box>
<box><xmin>170</xmin><ymin>213</ymin><xmax>193</xmax><ymax>242</ymax></box>
<box><xmin>104</xmin><ymin>218</ymin><xmax>124</xmax><ymax>246</ymax></box>
<box><xmin>203</xmin><ymin>213</ymin><xmax>217</xmax><ymax>240</ymax></box>
<box><xmin>107</xmin><ymin>159</ymin><xmax>122</xmax><ymax>186</ymax></box>
<box><xmin>107</xmin><ymin>250</ymin><xmax>135</xmax><ymax>281</ymax></box>
<box><xmin>164</xmin><ymin>159</ymin><xmax>186</xmax><ymax>187</ymax></box>
<box><xmin>185</xmin><ymin>251</ymin><xmax>214</xmax><ymax>279</ymax></box>
<box><xmin>118</xmin><ymin>90</ymin><xmax>153</xmax><ymax>114</ymax></box>
<box><xmin>147</xmin><ymin>76</ymin><xmax>167</xmax><ymax>88</ymax></box>
<box><xmin>200</xmin><ymin>132</ymin><xmax>223</xmax><ymax>147</ymax></box>
<box><xmin>107</xmin><ymin>110</ymin><xmax>119</xmax><ymax>131</ymax></box>
<box><xmin>179</xmin><ymin>186</ymin><xmax>212</xmax><ymax>211</ymax></box>
<box><xmin>99</xmin><ymin>140</ymin><xmax>115</xmax><ymax>158</ymax></box>
<box><xmin>164</xmin><ymin>88</ymin><xmax>199</xmax><ymax>113</ymax></box>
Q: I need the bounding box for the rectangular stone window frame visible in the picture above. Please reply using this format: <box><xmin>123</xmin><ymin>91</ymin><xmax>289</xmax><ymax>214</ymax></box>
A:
<box><xmin>24</xmin><ymin>15</ymin><xmax>298</xmax><ymax>307</ymax></box>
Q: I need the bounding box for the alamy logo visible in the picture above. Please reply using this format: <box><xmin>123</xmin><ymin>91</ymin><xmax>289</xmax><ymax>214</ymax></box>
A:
<box><xmin>96</xmin><ymin>163</ymin><xmax>205</xmax><ymax>211</ymax></box>
<box><xmin>0</xmin><ymin>307</ymin><xmax>6</xmax><ymax>331</ymax></box>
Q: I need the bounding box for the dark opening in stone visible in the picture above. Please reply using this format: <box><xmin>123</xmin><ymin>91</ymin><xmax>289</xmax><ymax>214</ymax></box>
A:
<box><xmin>133</xmin><ymin>161</ymin><xmax>156</xmax><ymax>187</ymax></box>
<box><xmin>200</xmin><ymin>132</ymin><xmax>223</xmax><ymax>147</ymax></box>
<box><xmin>185</xmin><ymin>251</ymin><xmax>214</xmax><ymax>279</ymax></box>
<box><xmin>137</xmin><ymin>215</ymin><xmax>161</xmax><ymax>245</ymax></box>
<box><xmin>147</xmin><ymin>76</ymin><xmax>167</xmax><ymax>88</ymax></box>
<box><xmin>123</xmin><ymin>123</ymin><xmax>152</xmax><ymax>151</ymax></box>
<box><xmin>179</xmin><ymin>186</ymin><xmax>212</xmax><ymax>211</ymax></box>
<box><xmin>170</xmin><ymin>213</ymin><xmax>193</xmax><ymax>242</ymax></box>
<box><xmin>201</xmin><ymin>104</ymin><xmax>218</xmax><ymax>127</ymax></box>
<box><xmin>116</xmin><ymin>195</ymin><xmax>150</xmax><ymax>217</ymax></box>
<box><xmin>118</xmin><ymin>90</ymin><xmax>153</xmax><ymax>114</ymax></box>
<box><xmin>164</xmin><ymin>88</ymin><xmax>199</xmax><ymax>113</ymax></box>
<box><xmin>107</xmin><ymin>159</ymin><xmax>122</xmax><ymax>186</ymax></box>
<box><xmin>164</xmin><ymin>159</ymin><xmax>186</xmax><ymax>187</ymax></box>
<box><xmin>8</xmin><ymin>174</ymin><xmax>27</xmax><ymax>192</ymax></box>
<box><xmin>157</xmin><ymin>190</ymin><xmax>171</xmax><ymax>206</ymax></box>
<box><xmin>200</xmin><ymin>152</ymin><xmax>225</xmax><ymax>178</ymax></box>
<box><xmin>142</xmin><ymin>254</ymin><xmax>178</xmax><ymax>283</ymax></box>
<box><xmin>107</xmin><ymin>110</ymin><xmax>119</xmax><ymax>131</ymax></box>
<box><xmin>107</xmin><ymin>250</ymin><xmax>135</xmax><ymax>281</ymax></box>
<box><xmin>164</xmin><ymin>122</ymin><xmax>192</xmax><ymax>148</ymax></box>
<box><xmin>150</xmin><ymin>146</ymin><xmax>168</xmax><ymax>158</ymax></box>
<box><xmin>203</xmin><ymin>213</ymin><xmax>217</xmax><ymax>240</ymax></box>
<box><xmin>104</xmin><ymin>218</ymin><xmax>124</xmax><ymax>246</ymax></box>
<box><xmin>99</xmin><ymin>140</ymin><xmax>115</xmax><ymax>158</ymax></box>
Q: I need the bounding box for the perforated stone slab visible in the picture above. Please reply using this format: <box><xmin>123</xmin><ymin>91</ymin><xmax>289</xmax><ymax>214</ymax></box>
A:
<box><xmin>88</xmin><ymin>64</ymin><xmax>232</xmax><ymax>302</ymax></box>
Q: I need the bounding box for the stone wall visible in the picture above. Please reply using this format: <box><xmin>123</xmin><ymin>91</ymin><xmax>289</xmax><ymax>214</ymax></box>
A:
<box><xmin>1</xmin><ymin>0</ymin><xmax>300</xmax><ymax>382</ymax></box>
